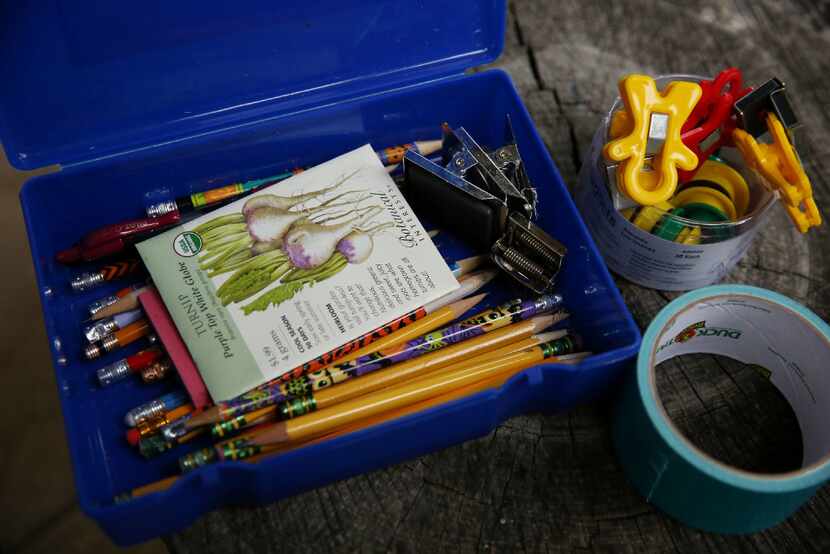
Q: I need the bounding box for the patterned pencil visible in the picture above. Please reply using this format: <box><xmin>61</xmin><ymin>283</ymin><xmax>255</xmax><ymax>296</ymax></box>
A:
<box><xmin>208</xmin><ymin>315</ymin><xmax>566</xmax><ymax>438</ymax></box>
<box><xmin>123</xmin><ymin>346</ymin><xmax>587</xmax><ymax>495</ymax></box>
<box><xmin>186</xmin><ymin>294</ymin><xmax>488</xmax><ymax>428</ymax></box>
<box><xmin>264</xmin><ymin>301</ymin><xmax>566</xmax><ymax>421</ymax></box>
<box><xmin>90</xmin><ymin>285</ymin><xmax>152</xmax><ymax>320</ymax></box>
<box><xmin>179</xmin><ymin>332</ymin><xmax>583</xmax><ymax>470</ymax></box>
<box><xmin>243</xmin><ymin>336</ymin><xmax>588</xmax><ymax>448</ymax></box>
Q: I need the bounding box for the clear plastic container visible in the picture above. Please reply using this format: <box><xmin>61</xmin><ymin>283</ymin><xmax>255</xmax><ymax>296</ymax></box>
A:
<box><xmin>573</xmin><ymin>74</ymin><xmax>778</xmax><ymax>291</ymax></box>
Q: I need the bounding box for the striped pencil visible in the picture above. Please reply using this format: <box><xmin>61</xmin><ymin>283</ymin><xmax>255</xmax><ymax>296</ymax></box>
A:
<box><xmin>120</xmin><ymin>347</ymin><xmax>588</xmax><ymax>498</ymax></box>
<box><xmin>207</xmin><ymin>314</ymin><xmax>567</xmax><ymax>439</ymax></box>
<box><xmin>187</xmin><ymin>293</ymin><xmax>488</xmax><ymax>428</ymax></box>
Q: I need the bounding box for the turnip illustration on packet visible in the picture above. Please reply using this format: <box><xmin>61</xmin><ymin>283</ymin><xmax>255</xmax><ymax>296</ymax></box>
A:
<box><xmin>193</xmin><ymin>167</ymin><xmax>394</xmax><ymax>315</ymax></box>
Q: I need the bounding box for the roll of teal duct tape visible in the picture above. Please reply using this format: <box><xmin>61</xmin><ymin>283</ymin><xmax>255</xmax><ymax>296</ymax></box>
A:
<box><xmin>613</xmin><ymin>285</ymin><xmax>830</xmax><ymax>533</ymax></box>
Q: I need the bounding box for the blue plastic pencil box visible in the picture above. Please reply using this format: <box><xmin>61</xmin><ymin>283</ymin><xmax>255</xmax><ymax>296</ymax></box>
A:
<box><xmin>4</xmin><ymin>0</ymin><xmax>640</xmax><ymax>544</ymax></box>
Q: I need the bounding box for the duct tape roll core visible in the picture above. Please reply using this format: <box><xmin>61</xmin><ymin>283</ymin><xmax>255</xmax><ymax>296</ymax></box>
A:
<box><xmin>613</xmin><ymin>285</ymin><xmax>830</xmax><ymax>533</ymax></box>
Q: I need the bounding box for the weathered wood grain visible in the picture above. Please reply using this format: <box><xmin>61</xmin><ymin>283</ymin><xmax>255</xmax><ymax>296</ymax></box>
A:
<box><xmin>168</xmin><ymin>0</ymin><xmax>830</xmax><ymax>551</ymax></box>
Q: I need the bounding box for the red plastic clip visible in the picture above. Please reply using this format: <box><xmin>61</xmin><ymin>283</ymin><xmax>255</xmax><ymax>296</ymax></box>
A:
<box><xmin>677</xmin><ymin>68</ymin><xmax>752</xmax><ymax>181</ymax></box>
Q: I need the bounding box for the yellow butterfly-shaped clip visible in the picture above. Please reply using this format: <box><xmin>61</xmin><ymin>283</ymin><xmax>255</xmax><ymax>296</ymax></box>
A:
<box><xmin>733</xmin><ymin>113</ymin><xmax>821</xmax><ymax>233</ymax></box>
<box><xmin>603</xmin><ymin>75</ymin><xmax>702</xmax><ymax>205</ymax></box>
<box><xmin>609</xmin><ymin>109</ymin><xmax>632</xmax><ymax>139</ymax></box>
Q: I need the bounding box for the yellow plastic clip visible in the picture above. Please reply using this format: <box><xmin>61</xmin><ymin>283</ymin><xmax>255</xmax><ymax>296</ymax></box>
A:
<box><xmin>609</xmin><ymin>109</ymin><xmax>632</xmax><ymax>139</ymax></box>
<box><xmin>733</xmin><ymin>113</ymin><xmax>821</xmax><ymax>233</ymax></box>
<box><xmin>603</xmin><ymin>75</ymin><xmax>702</xmax><ymax>205</ymax></box>
<box><xmin>630</xmin><ymin>201</ymin><xmax>675</xmax><ymax>232</ymax></box>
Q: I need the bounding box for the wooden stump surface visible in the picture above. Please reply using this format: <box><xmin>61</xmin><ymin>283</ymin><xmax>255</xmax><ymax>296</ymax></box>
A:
<box><xmin>167</xmin><ymin>1</ymin><xmax>830</xmax><ymax>551</ymax></box>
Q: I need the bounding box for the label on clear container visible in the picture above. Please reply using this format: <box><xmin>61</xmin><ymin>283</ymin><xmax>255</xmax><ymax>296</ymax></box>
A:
<box><xmin>577</xmin><ymin>159</ymin><xmax>760</xmax><ymax>291</ymax></box>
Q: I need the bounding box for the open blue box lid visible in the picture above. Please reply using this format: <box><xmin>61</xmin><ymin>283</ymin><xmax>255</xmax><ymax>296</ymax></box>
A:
<box><xmin>0</xmin><ymin>0</ymin><xmax>505</xmax><ymax>170</ymax></box>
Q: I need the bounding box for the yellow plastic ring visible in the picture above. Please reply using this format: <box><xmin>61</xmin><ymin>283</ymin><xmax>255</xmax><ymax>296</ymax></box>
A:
<box><xmin>687</xmin><ymin>159</ymin><xmax>750</xmax><ymax>217</ymax></box>
<box><xmin>672</xmin><ymin>186</ymin><xmax>737</xmax><ymax>220</ymax></box>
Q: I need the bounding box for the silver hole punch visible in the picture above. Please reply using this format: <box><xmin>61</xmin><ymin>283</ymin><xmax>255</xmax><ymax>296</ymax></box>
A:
<box><xmin>402</xmin><ymin>116</ymin><xmax>566</xmax><ymax>293</ymax></box>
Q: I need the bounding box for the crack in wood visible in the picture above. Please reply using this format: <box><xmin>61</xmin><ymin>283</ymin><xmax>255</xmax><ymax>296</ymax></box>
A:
<box><xmin>526</xmin><ymin>46</ymin><xmax>545</xmax><ymax>91</ymax></box>
<box><xmin>745</xmin><ymin>260</ymin><xmax>828</xmax><ymax>289</ymax></box>
<box><xmin>384</xmin><ymin>478</ymin><xmax>427</xmax><ymax>552</ymax></box>
<box><xmin>509</xmin><ymin>1</ymin><xmax>526</xmax><ymax>46</ymax></box>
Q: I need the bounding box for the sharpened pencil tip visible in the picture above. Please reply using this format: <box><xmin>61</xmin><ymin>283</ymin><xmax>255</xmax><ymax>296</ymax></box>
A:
<box><xmin>551</xmin><ymin>310</ymin><xmax>570</xmax><ymax>323</ymax></box>
<box><xmin>455</xmin><ymin>269</ymin><xmax>496</xmax><ymax>293</ymax></box>
<box><xmin>455</xmin><ymin>254</ymin><xmax>488</xmax><ymax>273</ymax></box>
<box><xmin>532</xmin><ymin>329</ymin><xmax>568</xmax><ymax>343</ymax></box>
<box><xmin>553</xmin><ymin>351</ymin><xmax>591</xmax><ymax>363</ymax></box>
<box><xmin>186</xmin><ymin>406</ymin><xmax>219</xmax><ymax>429</ymax></box>
<box><xmin>250</xmin><ymin>421</ymin><xmax>290</xmax><ymax>447</ymax></box>
<box><xmin>416</xmin><ymin>139</ymin><xmax>443</xmax><ymax>157</ymax></box>
<box><xmin>465</xmin><ymin>268</ymin><xmax>498</xmax><ymax>284</ymax></box>
<box><xmin>448</xmin><ymin>292</ymin><xmax>487</xmax><ymax>316</ymax></box>
<box><xmin>528</xmin><ymin>313</ymin><xmax>563</xmax><ymax>332</ymax></box>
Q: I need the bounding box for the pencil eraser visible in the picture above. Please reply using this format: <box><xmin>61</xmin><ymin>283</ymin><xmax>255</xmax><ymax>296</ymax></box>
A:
<box><xmin>138</xmin><ymin>289</ymin><xmax>212</xmax><ymax>408</ymax></box>
<box><xmin>126</xmin><ymin>428</ymin><xmax>140</xmax><ymax>446</ymax></box>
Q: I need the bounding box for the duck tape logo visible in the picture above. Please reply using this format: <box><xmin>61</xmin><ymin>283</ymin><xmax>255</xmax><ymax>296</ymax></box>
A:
<box><xmin>658</xmin><ymin>320</ymin><xmax>742</xmax><ymax>352</ymax></box>
<box><xmin>173</xmin><ymin>231</ymin><xmax>203</xmax><ymax>257</ymax></box>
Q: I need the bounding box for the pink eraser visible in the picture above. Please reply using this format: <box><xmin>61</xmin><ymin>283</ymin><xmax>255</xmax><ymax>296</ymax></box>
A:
<box><xmin>139</xmin><ymin>288</ymin><xmax>212</xmax><ymax>408</ymax></box>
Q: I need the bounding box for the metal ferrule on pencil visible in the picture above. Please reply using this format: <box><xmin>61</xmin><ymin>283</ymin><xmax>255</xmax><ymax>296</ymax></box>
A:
<box><xmin>71</xmin><ymin>271</ymin><xmax>106</xmax><ymax>292</ymax></box>
<box><xmin>160</xmin><ymin>415</ymin><xmax>192</xmax><ymax>443</ymax></box>
<box><xmin>179</xmin><ymin>447</ymin><xmax>216</xmax><ymax>473</ymax></box>
<box><xmin>87</xmin><ymin>294</ymin><xmax>119</xmax><ymax>316</ymax></box>
<box><xmin>83</xmin><ymin>341</ymin><xmax>106</xmax><ymax>360</ymax></box>
<box><xmin>84</xmin><ymin>319</ymin><xmax>119</xmax><ymax>343</ymax></box>
<box><xmin>145</xmin><ymin>200</ymin><xmax>179</xmax><ymax>218</ymax></box>
<box><xmin>97</xmin><ymin>359</ymin><xmax>132</xmax><ymax>387</ymax></box>
<box><xmin>125</xmin><ymin>389</ymin><xmax>187</xmax><ymax>428</ymax></box>
<box><xmin>136</xmin><ymin>413</ymin><xmax>172</xmax><ymax>437</ymax></box>
<box><xmin>83</xmin><ymin>335</ymin><xmax>119</xmax><ymax>360</ymax></box>
<box><xmin>138</xmin><ymin>434</ymin><xmax>175</xmax><ymax>459</ymax></box>
<box><xmin>534</xmin><ymin>293</ymin><xmax>565</xmax><ymax>313</ymax></box>
<box><xmin>84</xmin><ymin>332</ymin><xmax>157</xmax><ymax>360</ymax></box>
<box><xmin>126</xmin><ymin>399</ymin><xmax>167</xmax><ymax>426</ymax></box>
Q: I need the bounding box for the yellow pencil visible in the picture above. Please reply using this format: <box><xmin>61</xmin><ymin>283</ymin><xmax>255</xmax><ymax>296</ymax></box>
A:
<box><xmin>181</xmin><ymin>330</ymin><xmax>575</xmax><ymax>471</ymax></box>
<box><xmin>219</xmin><ymin>345</ymin><xmax>587</xmax><ymax>461</ymax></box>
<box><xmin>208</xmin><ymin>322</ymin><xmax>566</xmax><ymax>443</ymax></box>
<box><xmin>208</xmin><ymin>404</ymin><xmax>280</xmax><ymax>439</ymax></box>
<box><xmin>247</xmin><ymin>337</ymin><xmax>586</xmax><ymax>447</ymax></box>
<box><xmin>370</xmin><ymin>351</ymin><xmax>590</xmax><ymax>421</ymax></box>
<box><xmin>125</xmin><ymin>348</ymin><xmax>588</xmax><ymax>498</ymax></box>
<box><xmin>187</xmin><ymin>293</ymin><xmax>487</xmax><ymax>429</ymax></box>
<box><xmin>326</xmin><ymin>292</ymin><xmax>488</xmax><ymax>366</ymax></box>
<box><xmin>271</xmin><ymin>314</ymin><xmax>569</xmax><ymax>420</ymax></box>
